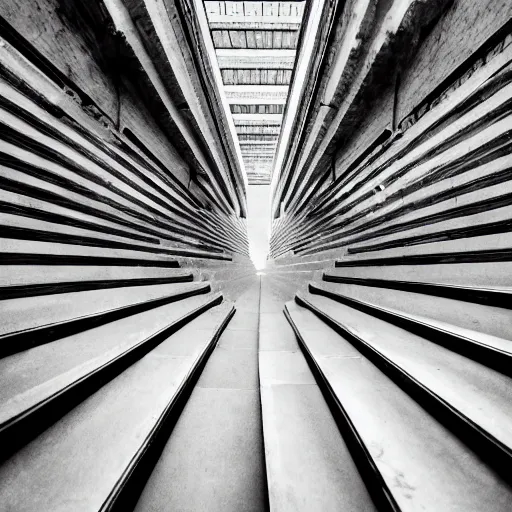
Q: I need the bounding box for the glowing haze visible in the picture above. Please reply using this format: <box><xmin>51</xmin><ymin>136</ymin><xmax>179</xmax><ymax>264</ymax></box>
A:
<box><xmin>247</xmin><ymin>185</ymin><xmax>271</xmax><ymax>270</ymax></box>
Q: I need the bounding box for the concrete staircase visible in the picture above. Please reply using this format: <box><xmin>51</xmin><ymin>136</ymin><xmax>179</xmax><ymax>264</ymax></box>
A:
<box><xmin>1</xmin><ymin>255</ymin><xmax>512</xmax><ymax>511</ymax></box>
<box><xmin>1</xmin><ymin>1</ymin><xmax>511</xmax><ymax>509</ymax></box>
<box><xmin>256</xmin><ymin>255</ymin><xmax>512</xmax><ymax>510</ymax></box>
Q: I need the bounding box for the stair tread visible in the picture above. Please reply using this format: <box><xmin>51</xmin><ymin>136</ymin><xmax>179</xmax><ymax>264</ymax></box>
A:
<box><xmin>285</xmin><ymin>300</ymin><xmax>512</xmax><ymax>511</ymax></box>
<box><xmin>328</xmin><ymin>261</ymin><xmax>512</xmax><ymax>288</ymax></box>
<box><xmin>316</xmin><ymin>277</ymin><xmax>512</xmax><ymax>341</ymax></box>
<box><xmin>299</xmin><ymin>291</ymin><xmax>512</xmax><ymax>455</ymax></box>
<box><xmin>340</xmin><ymin>231</ymin><xmax>512</xmax><ymax>260</ymax></box>
<box><xmin>261</xmin><ymin>381</ymin><xmax>377</xmax><ymax>512</ymax></box>
<box><xmin>0</xmin><ymin>281</ymin><xmax>209</xmax><ymax>338</ymax></box>
<box><xmin>0</xmin><ymin>302</ymin><xmax>233</xmax><ymax>512</ymax></box>
<box><xmin>2</xmin><ymin>238</ymin><xmax>232</xmax><ymax>261</ymax></box>
<box><xmin>135</xmin><ymin>387</ymin><xmax>264</xmax><ymax>512</ymax></box>
<box><xmin>0</xmin><ymin>293</ymin><xmax>220</xmax><ymax>432</ymax></box>
<box><xmin>324</xmin><ymin>272</ymin><xmax>512</xmax><ymax>294</ymax></box>
<box><xmin>0</xmin><ymin>266</ymin><xmax>191</xmax><ymax>288</ymax></box>
<box><xmin>310</xmin><ymin>282</ymin><xmax>512</xmax><ymax>354</ymax></box>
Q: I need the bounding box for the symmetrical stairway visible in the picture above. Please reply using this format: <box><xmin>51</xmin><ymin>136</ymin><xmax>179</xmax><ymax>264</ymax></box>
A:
<box><xmin>134</xmin><ymin>277</ymin><xmax>266</xmax><ymax>512</ymax></box>
<box><xmin>2</xmin><ymin>0</ymin><xmax>512</xmax><ymax>510</ymax></box>
<box><xmin>1</xmin><ymin>253</ymin><xmax>512</xmax><ymax>511</ymax></box>
<box><xmin>261</xmin><ymin>256</ymin><xmax>512</xmax><ymax>512</ymax></box>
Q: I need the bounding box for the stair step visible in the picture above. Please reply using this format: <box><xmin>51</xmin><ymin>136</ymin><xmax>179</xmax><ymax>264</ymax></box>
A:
<box><xmin>0</xmin><ymin>292</ymin><xmax>222</xmax><ymax>459</ymax></box>
<box><xmin>2</xmin><ymin>210</ymin><xmax>225</xmax><ymax>255</ymax></box>
<box><xmin>0</xmin><ymin>301</ymin><xmax>234</xmax><ymax>512</ymax></box>
<box><xmin>0</xmin><ymin>252</ymin><xmax>181</xmax><ymax>268</ymax></box>
<box><xmin>327</xmin><ymin>260</ymin><xmax>512</xmax><ymax>288</ymax></box>
<box><xmin>285</xmin><ymin>299</ymin><xmax>512</xmax><ymax>512</ymax></box>
<box><xmin>333</xmin><ymin>234</ymin><xmax>512</xmax><ymax>266</ymax></box>
<box><xmin>295</xmin><ymin>291</ymin><xmax>512</xmax><ymax>480</ymax></box>
<box><xmin>258</xmin><ymin>276</ymin><xmax>376</xmax><ymax>512</ymax></box>
<box><xmin>296</xmin><ymin>150</ymin><xmax>512</xmax><ymax>256</ymax></box>
<box><xmin>308</xmin><ymin>282</ymin><xmax>512</xmax><ymax>376</ymax></box>
<box><xmin>0</xmin><ymin>79</ymin><xmax>200</xmax><ymax>212</ymax></box>
<box><xmin>0</xmin><ymin>281</ymin><xmax>210</xmax><ymax>356</ymax></box>
<box><xmin>266</xmin><ymin>259</ymin><xmax>335</xmax><ymax>272</ymax></box>
<box><xmin>0</xmin><ymin>266</ymin><xmax>194</xmax><ymax>299</ymax></box>
<box><xmin>0</xmin><ymin>165</ymin><xmax>201</xmax><ymax>246</ymax></box>
<box><xmin>1</xmin><ymin>237</ymin><xmax>232</xmax><ymax>262</ymax></box>
<box><xmin>323</xmin><ymin>273</ymin><xmax>512</xmax><ymax>308</ymax></box>
<box><xmin>315</xmin><ymin>279</ymin><xmax>510</xmax><ymax>341</ymax></box>
<box><xmin>0</xmin><ymin>192</ymin><xmax>160</xmax><ymax>245</ymax></box>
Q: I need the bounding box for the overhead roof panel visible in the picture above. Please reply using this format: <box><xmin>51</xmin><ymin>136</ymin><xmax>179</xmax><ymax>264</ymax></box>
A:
<box><xmin>204</xmin><ymin>1</ymin><xmax>305</xmax><ymax>19</ymax></box>
<box><xmin>204</xmin><ymin>0</ymin><xmax>306</xmax><ymax>184</ymax></box>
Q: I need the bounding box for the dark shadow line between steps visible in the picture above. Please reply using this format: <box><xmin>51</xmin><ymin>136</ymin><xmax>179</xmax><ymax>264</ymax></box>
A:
<box><xmin>0</xmin><ymin>283</ymin><xmax>211</xmax><ymax>357</ymax></box>
<box><xmin>334</xmin><ymin>249</ymin><xmax>512</xmax><ymax>267</ymax></box>
<box><xmin>308</xmin><ymin>283</ymin><xmax>512</xmax><ymax>378</ymax></box>
<box><xmin>0</xmin><ymin>274</ymin><xmax>194</xmax><ymax>301</ymax></box>
<box><xmin>0</xmin><ymin>294</ymin><xmax>224</xmax><ymax>463</ymax></box>
<box><xmin>0</xmin><ymin>253</ymin><xmax>180</xmax><ymax>267</ymax></box>
<box><xmin>256</xmin><ymin>275</ymin><xmax>271</xmax><ymax>512</ymax></box>
<box><xmin>284</xmin><ymin>301</ymin><xmax>401</xmax><ymax>512</ymax></box>
<box><xmin>103</xmin><ymin>301</ymin><xmax>234</xmax><ymax>512</ymax></box>
<box><xmin>322</xmin><ymin>273</ymin><xmax>512</xmax><ymax>309</ymax></box>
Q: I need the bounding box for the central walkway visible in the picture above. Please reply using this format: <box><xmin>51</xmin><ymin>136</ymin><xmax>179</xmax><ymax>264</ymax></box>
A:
<box><xmin>131</xmin><ymin>257</ymin><xmax>376</xmax><ymax>511</ymax></box>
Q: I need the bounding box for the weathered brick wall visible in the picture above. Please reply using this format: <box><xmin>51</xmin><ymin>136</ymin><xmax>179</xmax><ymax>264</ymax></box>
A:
<box><xmin>0</xmin><ymin>0</ymin><xmax>192</xmax><ymax>188</ymax></box>
<box><xmin>334</xmin><ymin>1</ymin><xmax>512</xmax><ymax>178</ymax></box>
<box><xmin>397</xmin><ymin>0</ymin><xmax>512</xmax><ymax>123</ymax></box>
<box><xmin>0</xmin><ymin>0</ymin><xmax>119</xmax><ymax>120</ymax></box>
<box><xmin>334</xmin><ymin>81</ymin><xmax>395</xmax><ymax>180</ymax></box>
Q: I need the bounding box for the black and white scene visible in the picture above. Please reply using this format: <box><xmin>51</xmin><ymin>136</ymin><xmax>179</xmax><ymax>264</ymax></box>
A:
<box><xmin>0</xmin><ymin>0</ymin><xmax>511</xmax><ymax>510</ymax></box>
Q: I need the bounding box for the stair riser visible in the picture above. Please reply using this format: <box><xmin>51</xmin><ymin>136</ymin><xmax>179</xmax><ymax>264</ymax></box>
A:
<box><xmin>284</xmin><ymin>304</ymin><xmax>400</xmax><ymax>512</ymax></box>
<box><xmin>105</xmin><ymin>305</ymin><xmax>235</xmax><ymax>512</ymax></box>
<box><xmin>0</xmin><ymin>275</ymin><xmax>195</xmax><ymax>300</ymax></box>
<box><xmin>322</xmin><ymin>274</ymin><xmax>511</xmax><ymax>309</ymax></box>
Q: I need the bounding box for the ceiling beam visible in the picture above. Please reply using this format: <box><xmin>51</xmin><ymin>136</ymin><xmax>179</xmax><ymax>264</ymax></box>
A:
<box><xmin>216</xmin><ymin>49</ymin><xmax>296</xmax><ymax>58</ymax></box>
<box><xmin>239</xmin><ymin>141</ymin><xmax>278</xmax><ymax>145</ymax></box>
<box><xmin>270</xmin><ymin>0</ymin><xmax>326</xmax><ymax>213</ymax></box>
<box><xmin>226</xmin><ymin>95</ymin><xmax>287</xmax><ymax>104</ymax></box>
<box><xmin>224</xmin><ymin>86</ymin><xmax>289</xmax><ymax>106</ymax></box>
<box><xmin>287</xmin><ymin>0</ymin><xmax>448</xmax><ymax>215</ymax></box>
<box><xmin>204</xmin><ymin>1</ymin><xmax>307</xmax><ymax>17</ymax></box>
<box><xmin>232</xmin><ymin>113</ymin><xmax>283</xmax><ymax>121</ymax></box>
<box><xmin>189</xmin><ymin>0</ymin><xmax>249</xmax><ymax>209</ymax></box>
<box><xmin>210</xmin><ymin>21</ymin><xmax>301</xmax><ymax>30</ymax></box>
<box><xmin>102</xmin><ymin>0</ymin><xmax>235</xmax><ymax>214</ymax></box>
<box><xmin>242</xmin><ymin>150</ymin><xmax>277</xmax><ymax>153</ymax></box>
<box><xmin>217</xmin><ymin>55</ymin><xmax>295</xmax><ymax>69</ymax></box>
<box><xmin>207</xmin><ymin>15</ymin><xmax>303</xmax><ymax>24</ymax></box>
